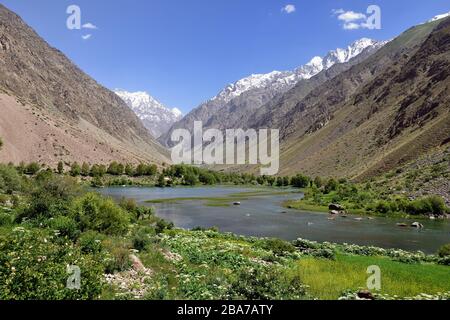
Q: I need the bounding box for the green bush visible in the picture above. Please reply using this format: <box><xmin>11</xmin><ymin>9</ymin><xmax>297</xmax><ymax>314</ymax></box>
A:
<box><xmin>256</xmin><ymin>238</ymin><xmax>296</xmax><ymax>256</ymax></box>
<box><xmin>78</xmin><ymin>231</ymin><xmax>105</xmax><ymax>254</ymax></box>
<box><xmin>155</xmin><ymin>219</ymin><xmax>174</xmax><ymax>234</ymax></box>
<box><xmin>291</xmin><ymin>174</ymin><xmax>311</xmax><ymax>188</ymax></box>
<box><xmin>229</xmin><ymin>266</ymin><xmax>306</xmax><ymax>300</ymax></box>
<box><xmin>437</xmin><ymin>244</ymin><xmax>450</xmax><ymax>258</ymax></box>
<box><xmin>71</xmin><ymin>193</ymin><xmax>130</xmax><ymax>236</ymax></box>
<box><xmin>48</xmin><ymin>216</ymin><xmax>79</xmax><ymax>240</ymax></box>
<box><xmin>0</xmin><ymin>164</ymin><xmax>22</xmax><ymax>193</ymax></box>
<box><xmin>132</xmin><ymin>226</ymin><xmax>154</xmax><ymax>251</ymax></box>
<box><xmin>0</xmin><ymin>212</ymin><xmax>12</xmax><ymax>226</ymax></box>
<box><xmin>102</xmin><ymin>238</ymin><xmax>131</xmax><ymax>274</ymax></box>
<box><xmin>16</xmin><ymin>174</ymin><xmax>80</xmax><ymax>222</ymax></box>
<box><xmin>25</xmin><ymin>162</ymin><xmax>41</xmax><ymax>175</ymax></box>
<box><xmin>0</xmin><ymin>228</ymin><xmax>104</xmax><ymax>300</ymax></box>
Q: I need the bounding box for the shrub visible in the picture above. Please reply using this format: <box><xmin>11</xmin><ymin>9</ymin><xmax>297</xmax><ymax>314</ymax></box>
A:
<box><xmin>291</xmin><ymin>174</ymin><xmax>311</xmax><ymax>188</ymax></box>
<box><xmin>70</xmin><ymin>162</ymin><xmax>81</xmax><ymax>177</ymax></box>
<box><xmin>256</xmin><ymin>238</ymin><xmax>296</xmax><ymax>256</ymax></box>
<box><xmin>0</xmin><ymin>164</ymin><xmax>22</xmax><ymax>193</ymax></box>
<box><xmin>78</xmin><ymin>231</ymin><xmax>105</xmax><ymax>254</ymax></box>
<box><xmin>57</xmin><ymin>161</ymin><xmax>64</xmax><ymax>174</ymax></box>
<box><xmin>25</xmin><ymin>162</ymin><xmax>41</xmax><ymax>175</ymax></box>
<box><xmin>437</xmin><ymin>244</ymin><xmax>450</xmax><ymax>258</ymax></box>
<box><xmin>0</xmin><ymin>212</ymin><xmax>12</xmax><ymax>226</ymax></box>
<box><xmin>155</xmin><ymin>219</ymin><xmax>174</xmax><ymax>234</ymax></box>
<box><xmin>48</xmin><ymin>216</ymin><xmax>79</xmax><ymax>240</ymax></box>
<box><xmin>102</xmin><ymin>238</ymin><xmax>132</xmax><ymax>274</ymax></box>
<box><xmin>132</xmin><ymin>226</ymin><xmax>154</xmax><ymax>251</ymax></box>
<box><xmin>16</xmin><ymin>174</ymin><xmax>80</xmax><ymax>222</ymax></box>
<box><xmin>71</xmin><ymin>193</ymin><xmax>130</xmax><ymax>236</ymax></box>
<box><xmin>229</xmin><ymin>266</ymin><xmax>306</xmax><ymax>300</ymax></box>
<box><xmin>0</xmin><ymin>228</ymin><xmax>104</xmax><ymax>300</ymax></box>
<box><xmin>311</xmin><ymin>248</ymin><xmax>336</xmax><ymax>260</ymax></box>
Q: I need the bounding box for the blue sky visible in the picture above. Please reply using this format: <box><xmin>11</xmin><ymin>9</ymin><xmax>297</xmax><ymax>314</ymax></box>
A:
<box><xmin>1</xmin><ymin>0</ymin><xmax>449</xmax><ymax>113</ymax></box>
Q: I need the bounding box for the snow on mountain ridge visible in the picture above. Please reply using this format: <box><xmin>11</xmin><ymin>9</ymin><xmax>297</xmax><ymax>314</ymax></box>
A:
<box><xmin>212</xmin><ymin>38</ymin><xmax>384</xmax><ymax>104</ymax></box>
<box><xmin>115</xmin><ymin>90</ymin><xmax>182</xmax><ymax>138</ymax></box>
<box><xmin>428</xmin><ymin>11</ymin><xmax>450</xmax><ymax>22</ymax></box>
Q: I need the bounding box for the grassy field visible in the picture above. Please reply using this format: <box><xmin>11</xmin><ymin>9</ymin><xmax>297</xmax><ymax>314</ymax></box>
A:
<box><xmin>294</xmin><ymin>254</ymin><xmax>450</xmax><ymax>299</ymax></box>
<box><xmin>146</xmin><ymin>190</ymin><xmax>298</xmax><ymax>207</ymax></box>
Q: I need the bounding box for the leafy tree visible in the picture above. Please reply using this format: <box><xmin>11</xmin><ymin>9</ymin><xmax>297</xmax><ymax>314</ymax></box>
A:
<box><xmin>57</xmin><ymin>161</ymin><xmax>64</xmax><ymax>174</ymax></box>
<box><xmin>199</xmin><ymin>172</ymin><xmax>216</xmax><ymax>185</ymax></box>
<box><xmin>125</xmin><ymin>163</ymin><xmax>135</xmax><ymax>176</ymax></box>
<box><xmin>276</xmin><ymin>177</ymin><xmax>284</xmax><ymax>187</ymax></box>
<box><xmin>0</xmin><ymin>164</ymin><xmax>22</xmax><ymax>193</ymax></box>
<box><xmin>81</xmin><ymin>162</ymin><xmax>90</xmax><ymax>177</ymax></box>
<box><xmin>71</xmin><ymin>193</ymin><xmax>130</xmax><ymax>235</ymax></box>
<box><xmin>70</xmin><ymin>162</ymin><xmax>81</xmax><ymax>177</ymax></box>
<box><xmin>183</xmin><ymin>172</ymin><xmax>198</xmax><ymax>186</ymax></box>
<box><xmin>156</xmin><ymin>173</ymin><xmax>166</xmax><ymax>187</ymax></box>
<box><xmin>135</xmin><ymin>163</ymin><xmax>147</xmax><ymax>176</ymax></box>
<box><xmin>314</xmin><ymin>176</ymin><xmax>323</xmax><ymax>188</ymax></box>
<box><xmin>291</xmin><ymin>174</ymin><xmax>311</xmax><ymax>188</ymax></box>
<box><xmin>107</xmin><ymin>161</ymin><xmax>123</xmax><ymax>176</ymax></box>
<box><xmin>324</xmin><ymin>178</ymin><xmax>339</xmax><ymax>194</ymax></box>
<box><xmin>90</xmin><ymin>164</ymin><xmax>106</xmax><ymax>178</ymax></box>
<box><xmin>283</xmin><ymin>176</ymin><xmax>290</xmax><ymax>186</ymax></box>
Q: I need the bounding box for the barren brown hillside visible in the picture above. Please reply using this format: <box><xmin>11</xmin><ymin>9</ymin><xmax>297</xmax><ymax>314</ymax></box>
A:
<box><xmin>0</xmin><ymin>4</ymin><xmax>169</xmax><ymax>166</ymax></box>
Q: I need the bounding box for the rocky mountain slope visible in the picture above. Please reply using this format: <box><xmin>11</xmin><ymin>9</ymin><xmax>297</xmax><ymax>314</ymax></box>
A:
<box><xmin>160</xmin><ymin>38</ymin><xmax>385</xmax><ymax>146</ymax></box>
<box><xmin>115</xmin><ymin>90</ymin><xmax>182</xmax><ymax>139</ymax></box>
<box><xmin>272</xmin><ymin>16</ymin><xmax>450</xmax><ymax>178</ymax></box>
<box><xmin>0</xmin><ymin>4</ymin><xmax>169</xmax><ymax>166</ymax></box>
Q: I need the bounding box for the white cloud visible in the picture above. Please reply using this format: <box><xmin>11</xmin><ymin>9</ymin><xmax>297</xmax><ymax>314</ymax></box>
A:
<box><xmin>343</xmin><ymin>22</ymin><xmax>361</xmax><ymax>30</ymax></box>
<box><xmin>81</xmin><ymin>34</ymin><xmax>92</xmax><ymax>40</ymax></box>
<box><xmin>82</xmin><ymin>22</ymin><xmax>98</xmax><ymax>29</ymax></box>
<box><xmin>282</xmin><ymin>4</ymin><xmax>296</xmax><ymax>14</ymax></box>
<box><xmin>337</xmin><ymin>11</ymin><xmax>366</xmax><ymax>22</ymax></box>
<box><xmin>333</xmin><ymin>9</ymin><xmax>371</xmax><ymax>31</ymax></box>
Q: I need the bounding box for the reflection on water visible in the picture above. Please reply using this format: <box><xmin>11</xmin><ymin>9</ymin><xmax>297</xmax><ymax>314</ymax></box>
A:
<box><xmin>99</xmin><ymin>186</ymin><xmax>450</xmax><ymax>254</ymax></box>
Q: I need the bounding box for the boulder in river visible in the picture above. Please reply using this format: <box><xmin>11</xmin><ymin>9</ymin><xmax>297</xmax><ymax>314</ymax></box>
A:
<box><xmin>329</xmin><ymin>203</ymin><xmax>345</xmax><ymax>211</ymax></box>
<box><xmin>411</xmin><ymin>222</ymin><xmax>424</xmax><ymax>229</ymax></box>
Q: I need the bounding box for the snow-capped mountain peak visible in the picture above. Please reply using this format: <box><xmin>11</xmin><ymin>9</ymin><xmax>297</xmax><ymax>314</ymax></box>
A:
<box><xmin>428</xmin><ymin>11</ymin><xmax>450</xmax><ymax>23</ymax></box>
<box><xmin>115</xmin><ymin>90</ymin><xmax>182</xmax><ymax>138</ymax></box>
<box><xmin>212</xmin><ymin>38</ymin><xmax>384</xmax><ymax>104</ymax></box>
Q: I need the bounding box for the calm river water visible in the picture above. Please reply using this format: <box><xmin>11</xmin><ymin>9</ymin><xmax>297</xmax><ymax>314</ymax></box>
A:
<box><xmin>99</xmin><ymin>186</ymin><xmax>450</xmax><ymax>253</ymax></box>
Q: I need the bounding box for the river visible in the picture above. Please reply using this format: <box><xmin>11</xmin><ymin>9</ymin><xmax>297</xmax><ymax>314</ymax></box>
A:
<box><xmin>99</xmin><ymin>186</ymin><xmax>450</xmax><ymax>254</ymax></box>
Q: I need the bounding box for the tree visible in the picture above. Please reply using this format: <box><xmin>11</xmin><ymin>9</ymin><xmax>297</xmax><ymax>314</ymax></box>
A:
<box><xmin>135</xmin><ymin>163</ymin><xmax>147</xmax><ymax>176</ymax></box>
<box><xmin>276</xmin><ymin>177</ymin><xmax>284</xmax><ymax>187</ymax></box>
<box><xmin>324</xmin><ymin>178</ymin><xmax>339</xmax><ymax>194</ymax></box>
<box><xmin>314</xmin><ymin>176</ymin><xmax>323</xmax><ymax>188</ymax></box>
<box><xmin>283</xmin><ymin>176</ymin><xmax>290</xmax><ymax>187</ymax></box>
<box><xmin>199</xmin><ymin>172</ymin><xmax>216</xmax><ymax>185</ymax></box>
<box><xmin>90</xmin><ymin>164</ymin><xmax>106</xmax><ymax>178</ymax></box>
<box><xmin>183</xmin><ymin>172</ymin><xmax>198</xmax><ymax>186</ymax></box>
<box><xmin>57</xmin><ymin>161</ymin><xmax>64</xmax><ymax>174</ymax></box>
<box><xmin>291</xmin><ymin>174</ymin><xmax>311</xmax><ymax>188</ymax></box>
<box><xmin>81</xmin><ymin>162</ymin><xmax>90</xmax><ymax>177</ymax></box>
<box><xmin>156</xmin><ymin>174</ymin><xmax>166</xmax><ymax>187</ymax></box>
<box><xmin>70</xmin><ymin>162</ymin><xmax>81</xmax><ymax>177</ymax></box>
<box><xmin>107</xmin><ymin>161</ymin><xmax>123</xmax><ymax>175</ymax></box>
<box><xmin>125</xmin><ymin>164</ymin><xmax>134</xmax><ymax>177</ymax></box>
